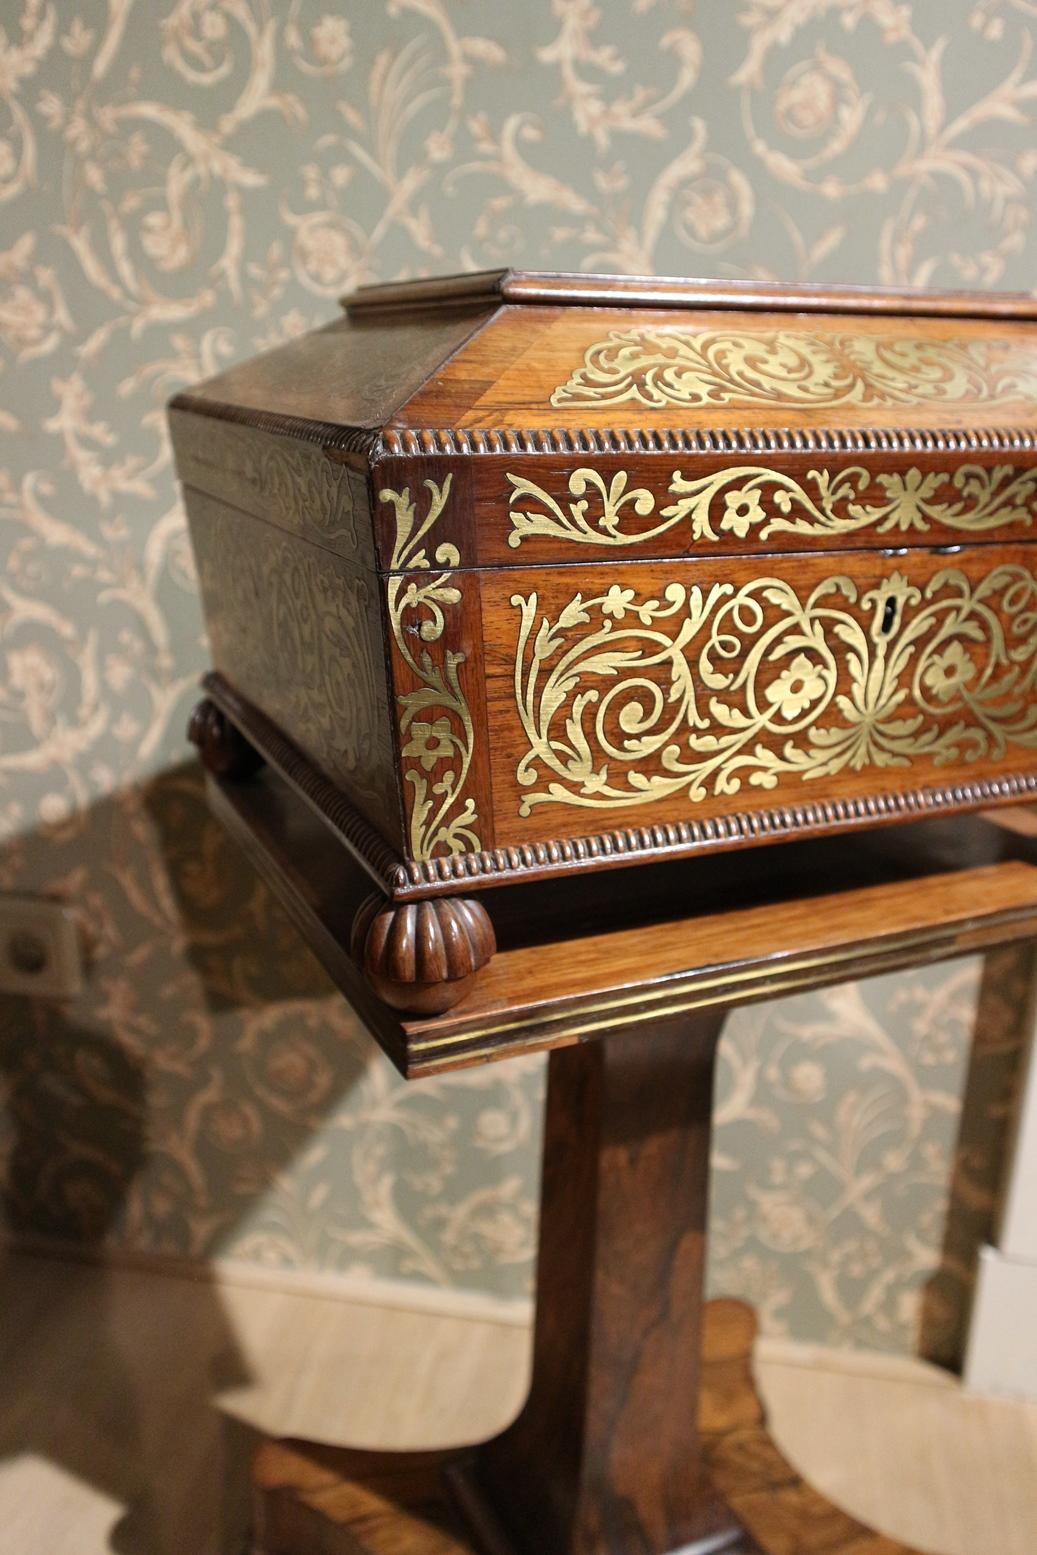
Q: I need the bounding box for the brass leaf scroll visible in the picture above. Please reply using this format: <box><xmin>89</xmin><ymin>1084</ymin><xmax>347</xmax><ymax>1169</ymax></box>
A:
<box><xmin>381</xmin><ymin>475</ymin><xmax>481</xmax><ymax>858</ymax></box>
<box><xmin>511</xmin><ymin>566</ymin><xmax>1037</xmax><ymax>815</ymax></box>
<box><xmin>506</xmin><ymin>464</ymin><xmax>1037</xmax><ymax>548</ymax></box>
<box><xmin>550</xmin><ymin>327</ymin><xmax>1037</xmax><ymax>409</ymax></box>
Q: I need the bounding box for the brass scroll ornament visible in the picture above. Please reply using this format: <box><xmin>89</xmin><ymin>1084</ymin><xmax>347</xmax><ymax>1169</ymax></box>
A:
<box><xmin>381</xmin><ymin>475</ymin><xmax>481</xmax><ymax>858</ymax></box>
<box><xmin>549</xmin><ymin>327</ymin><xmax>1037</xmax><ymax>410</ymax></box>
<box><xmin>512</xmin><ymin>566</ymin><xmax>1037</xmax><ymax>815</ymax></box>
<box><xmin>506</xmin><ymin>464</ymin><xmax>1037</xmax><ymax>548</ymax></box>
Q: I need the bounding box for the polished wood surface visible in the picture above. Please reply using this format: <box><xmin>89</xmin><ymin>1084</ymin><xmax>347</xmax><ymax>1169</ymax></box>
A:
<box><xmin>345</xmin><ymin>267</ymin><xmax>1037</xmax><ymax>320</ymax></box>
<box><xmin>204</xmin><ymin>752</ymin><xmax>1037</xmax><ymax>1076</ymax></box>
<box><xmin>397</xmin><ymin>303</ymin><xmax>1037</xmax><ymax>436</ymax></box>
<box><xmin>465</xmin><ymin>1020</ymin><xmax>739</xmax><ymax>1555</ymax></box>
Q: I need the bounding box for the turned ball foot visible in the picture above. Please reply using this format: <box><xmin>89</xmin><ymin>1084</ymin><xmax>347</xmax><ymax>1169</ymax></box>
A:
<box><xmin>351</xmin><ymin>895</ymin><xmax>496</xmax><ymax>1015</ymax></box>
<box><xmin>188</xmin><ymin>697</ymin><xmax>265</xmax><ymax>781</ymax></box>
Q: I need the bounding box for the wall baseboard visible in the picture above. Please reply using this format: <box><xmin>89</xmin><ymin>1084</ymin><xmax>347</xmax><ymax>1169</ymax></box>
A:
<box><xmin>8</xmin><ymin>1233</ymin><xmax>1004</xmax><ymax>1392</ymax></box>
<box><xmin>1</xmin><ymin>1231</ymin><xmax>534</xmax><ymax>1328</ymax></box>
<box><xmin>964</xmin><ymin>1244</ymin><xmax>1037</xmax><ymax>1399</ymax></box>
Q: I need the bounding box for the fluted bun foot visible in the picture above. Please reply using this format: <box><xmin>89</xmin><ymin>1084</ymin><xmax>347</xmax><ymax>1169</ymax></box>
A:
<box><xmin>188</xmin><ymin>697</ymin><xmax>265</xmax><ymax>781</ymax></box>
<box><xmin>351</xmin><ymin>895</ymin><xmax>496</xmax><ymax>1015</ymax></box>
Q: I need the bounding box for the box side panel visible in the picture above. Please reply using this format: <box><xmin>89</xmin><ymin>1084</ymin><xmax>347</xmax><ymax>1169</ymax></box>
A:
<box><xmin>480</xmin><ymin>544</ymin><xmax>1037</xmax><ymax>850</ymax></box>
<box><xmin>170</xmin><ymin>407</ymin><xmax>377</xmax><ymax>571</ymax></box>
<box><xmin>369</xmin><ymin>448</ymin><xmax>1037</xmax><ymax>571</ymax></box>
<box><xmin>184</xmin><ymin>486</ymin><xmax>405</xmax><ymax>852</ymax></box>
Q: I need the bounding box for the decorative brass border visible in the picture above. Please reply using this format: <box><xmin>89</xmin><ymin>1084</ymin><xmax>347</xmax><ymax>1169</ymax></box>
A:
<box><xmin>505</xmin><ymin>463</ymin><xmax>1037</xmax><ymax>548</ymax></box>
<box><xmin>380</xmin><ymin>475</ymin><xmax>482</xmax><ymax>860</ymax></box>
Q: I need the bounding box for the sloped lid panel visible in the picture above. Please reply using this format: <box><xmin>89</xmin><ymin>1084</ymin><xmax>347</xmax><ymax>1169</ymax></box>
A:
<box><xmin>171</xmin><ymin>307</ymin><xmax>494</xmax><ymax>437</ymax></box>
<box><xmin>394</xmin><ymin>304</ymin><xmax>1037</xmax><ymax>438</ymax></box>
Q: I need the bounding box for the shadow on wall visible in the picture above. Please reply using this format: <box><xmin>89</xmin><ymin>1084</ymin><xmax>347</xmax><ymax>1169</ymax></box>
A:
<box><xmin>0</xmin><ymin>760</ymin><xmax>375</xmax><ymax>1555</ymax></box>
<box><xmin>0</xmin><ymin>757</ymin><xmax>1031</xmax><ymax>1549</ymax></box>
<box><xmin>0</xmin><ymin>998</ymin><xmax>258</xmax><ymax>1554</ymax></box>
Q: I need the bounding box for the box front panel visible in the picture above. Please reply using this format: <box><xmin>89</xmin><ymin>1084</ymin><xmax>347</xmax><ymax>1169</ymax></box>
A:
<box><xmin>479</xmin><ymin>545</ymin><xmax>1037</xmax><ymax>849</ymax></box>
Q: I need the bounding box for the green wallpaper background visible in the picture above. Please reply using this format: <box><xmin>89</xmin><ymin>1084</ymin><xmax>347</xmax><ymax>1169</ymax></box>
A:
<box><xmin>1</xmin><ymin>0</ymin><xmax>1034</xmax><ymax>1357</ymax></box>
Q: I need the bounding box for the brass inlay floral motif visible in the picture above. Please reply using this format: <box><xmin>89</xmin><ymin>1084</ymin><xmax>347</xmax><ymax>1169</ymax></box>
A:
<box><xmin>511</xmin><ymin>565</ymin><xmax>1037</xmax><ymax>814</ymax></box>
<box><xmin>549</xmin><ymin>327</ymin><xmax>1037</xmax><ymax>410</ymax></box>
<box><xmin>381</xmin><ymin>475</ymin><xmax>481</xmax><ymax>859</ymax></box>
<box><xmin>506</xmin><ymin>464</ymin><xmax>1037</xmax><ymax>548</ymax></box>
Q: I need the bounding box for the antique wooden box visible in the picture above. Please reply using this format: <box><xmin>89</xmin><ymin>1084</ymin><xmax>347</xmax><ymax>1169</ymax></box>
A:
<box><xmin>171</xmin><ymin>271</ymin><xmax>1037</xmax><ymax>1011</ymax></box>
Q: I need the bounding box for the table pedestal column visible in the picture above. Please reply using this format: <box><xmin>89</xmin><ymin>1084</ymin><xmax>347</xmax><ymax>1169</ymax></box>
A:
<box><xmin>253</xmin><ymin>1014</ymin><xmax>925</xmax><ymax>1555</ymax></box>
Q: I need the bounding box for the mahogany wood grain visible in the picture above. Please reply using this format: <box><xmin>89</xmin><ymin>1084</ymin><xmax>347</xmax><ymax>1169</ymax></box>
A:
<box><xmin>396</xmin><ymin>305</ymin><xmax>1037</xmax><ymax>436</ymax></box>
<box><xmin>463</xmin><ymin>1018</ymin><xmax>743</xmax><ymax>1555</ymax></box>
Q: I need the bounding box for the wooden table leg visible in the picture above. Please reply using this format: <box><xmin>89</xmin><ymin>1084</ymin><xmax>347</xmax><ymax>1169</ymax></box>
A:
<box><xmin>252</xmin><ymin>1017</ymin><xmax>927</xmax><ymax>1555</ymax></box>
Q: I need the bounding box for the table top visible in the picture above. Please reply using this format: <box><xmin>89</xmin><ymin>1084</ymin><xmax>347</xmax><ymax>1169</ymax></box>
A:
<box><xmin>208</xmin><ymin>762</ymin><xmax>1037</xmax><ymax>1078</ymax></box>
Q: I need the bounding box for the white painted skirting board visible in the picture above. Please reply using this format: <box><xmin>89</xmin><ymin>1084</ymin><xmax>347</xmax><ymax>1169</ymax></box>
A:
<box><xmin>964</xmin><ymin>1245</ymin><xmax>1037</xmax><ymax>1399</ymax></box>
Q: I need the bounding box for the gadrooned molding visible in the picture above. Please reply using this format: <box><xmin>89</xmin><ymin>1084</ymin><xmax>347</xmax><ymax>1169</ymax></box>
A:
<box><xmin>169</xmin><ymin>398</ymin><xmax>1037</xmax><ymax>463</ymax></box>
<box><xmin>377</xmin><ymin>423</ymin><xmax>1037</xmax><ymax>459</ymax></box>
<box><xmin>396</xmin><ymin>772</ymin><xmax>1037</xmax><ymax>891</ymax></box>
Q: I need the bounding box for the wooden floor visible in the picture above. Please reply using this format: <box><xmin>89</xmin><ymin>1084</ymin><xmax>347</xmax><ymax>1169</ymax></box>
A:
<box><xmin>0</xmin><ymin>1251</ymin><xmax>1034</xmax><ymax>1555</ymax></box>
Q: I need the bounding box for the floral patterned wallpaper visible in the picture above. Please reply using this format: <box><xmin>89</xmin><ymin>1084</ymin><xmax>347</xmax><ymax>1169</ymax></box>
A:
<box><xmin>1</xmin><ymin>0</ymin><xmax>1034</xmax><ymax>1356</ymax></box>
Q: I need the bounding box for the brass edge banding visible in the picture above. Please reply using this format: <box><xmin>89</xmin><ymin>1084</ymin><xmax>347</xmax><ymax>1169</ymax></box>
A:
<box><xmin>378</xmin><ymin>425</ymin><xmax>1037</xmax><ymax>458</ymax></box>
<box><xmin>408</xmin><ymin>906</ymin><xmax>1037</xmax><ymax>1063</ymax></box>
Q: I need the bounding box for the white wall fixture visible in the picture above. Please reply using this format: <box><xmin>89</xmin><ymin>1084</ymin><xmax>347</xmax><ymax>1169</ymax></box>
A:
<box><xmin>0</xmin><ymin>894</ymin><xmax>84</xmax><ymax>1001</ymax></box>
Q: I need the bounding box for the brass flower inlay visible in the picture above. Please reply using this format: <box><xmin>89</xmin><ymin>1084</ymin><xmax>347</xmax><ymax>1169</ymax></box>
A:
<box><xmin>549</xmin><ymin>327</ymin><xmax>1037</xmax><ymax>409</ymax></box>
<box><xmin>505</xmin><ymin>463</ymin><xmax>1037</xmax><ymax>549</ymax></box>
<box><xmin>511</xmin><ymin>564</ymin><xmax>1037</xmax><ymax>815</ymax></box>
<box><xmin>380</xmin><ymin>475</ymin><xmax>481</xmax><ymax>859</ymax></box>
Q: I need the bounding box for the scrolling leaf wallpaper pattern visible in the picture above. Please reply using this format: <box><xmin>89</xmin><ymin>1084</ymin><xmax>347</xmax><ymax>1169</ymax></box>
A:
<box><xmin>1</xmin><ymin>0</ymin><xmax>1035</xmax><ymax>1356</ymax></box>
